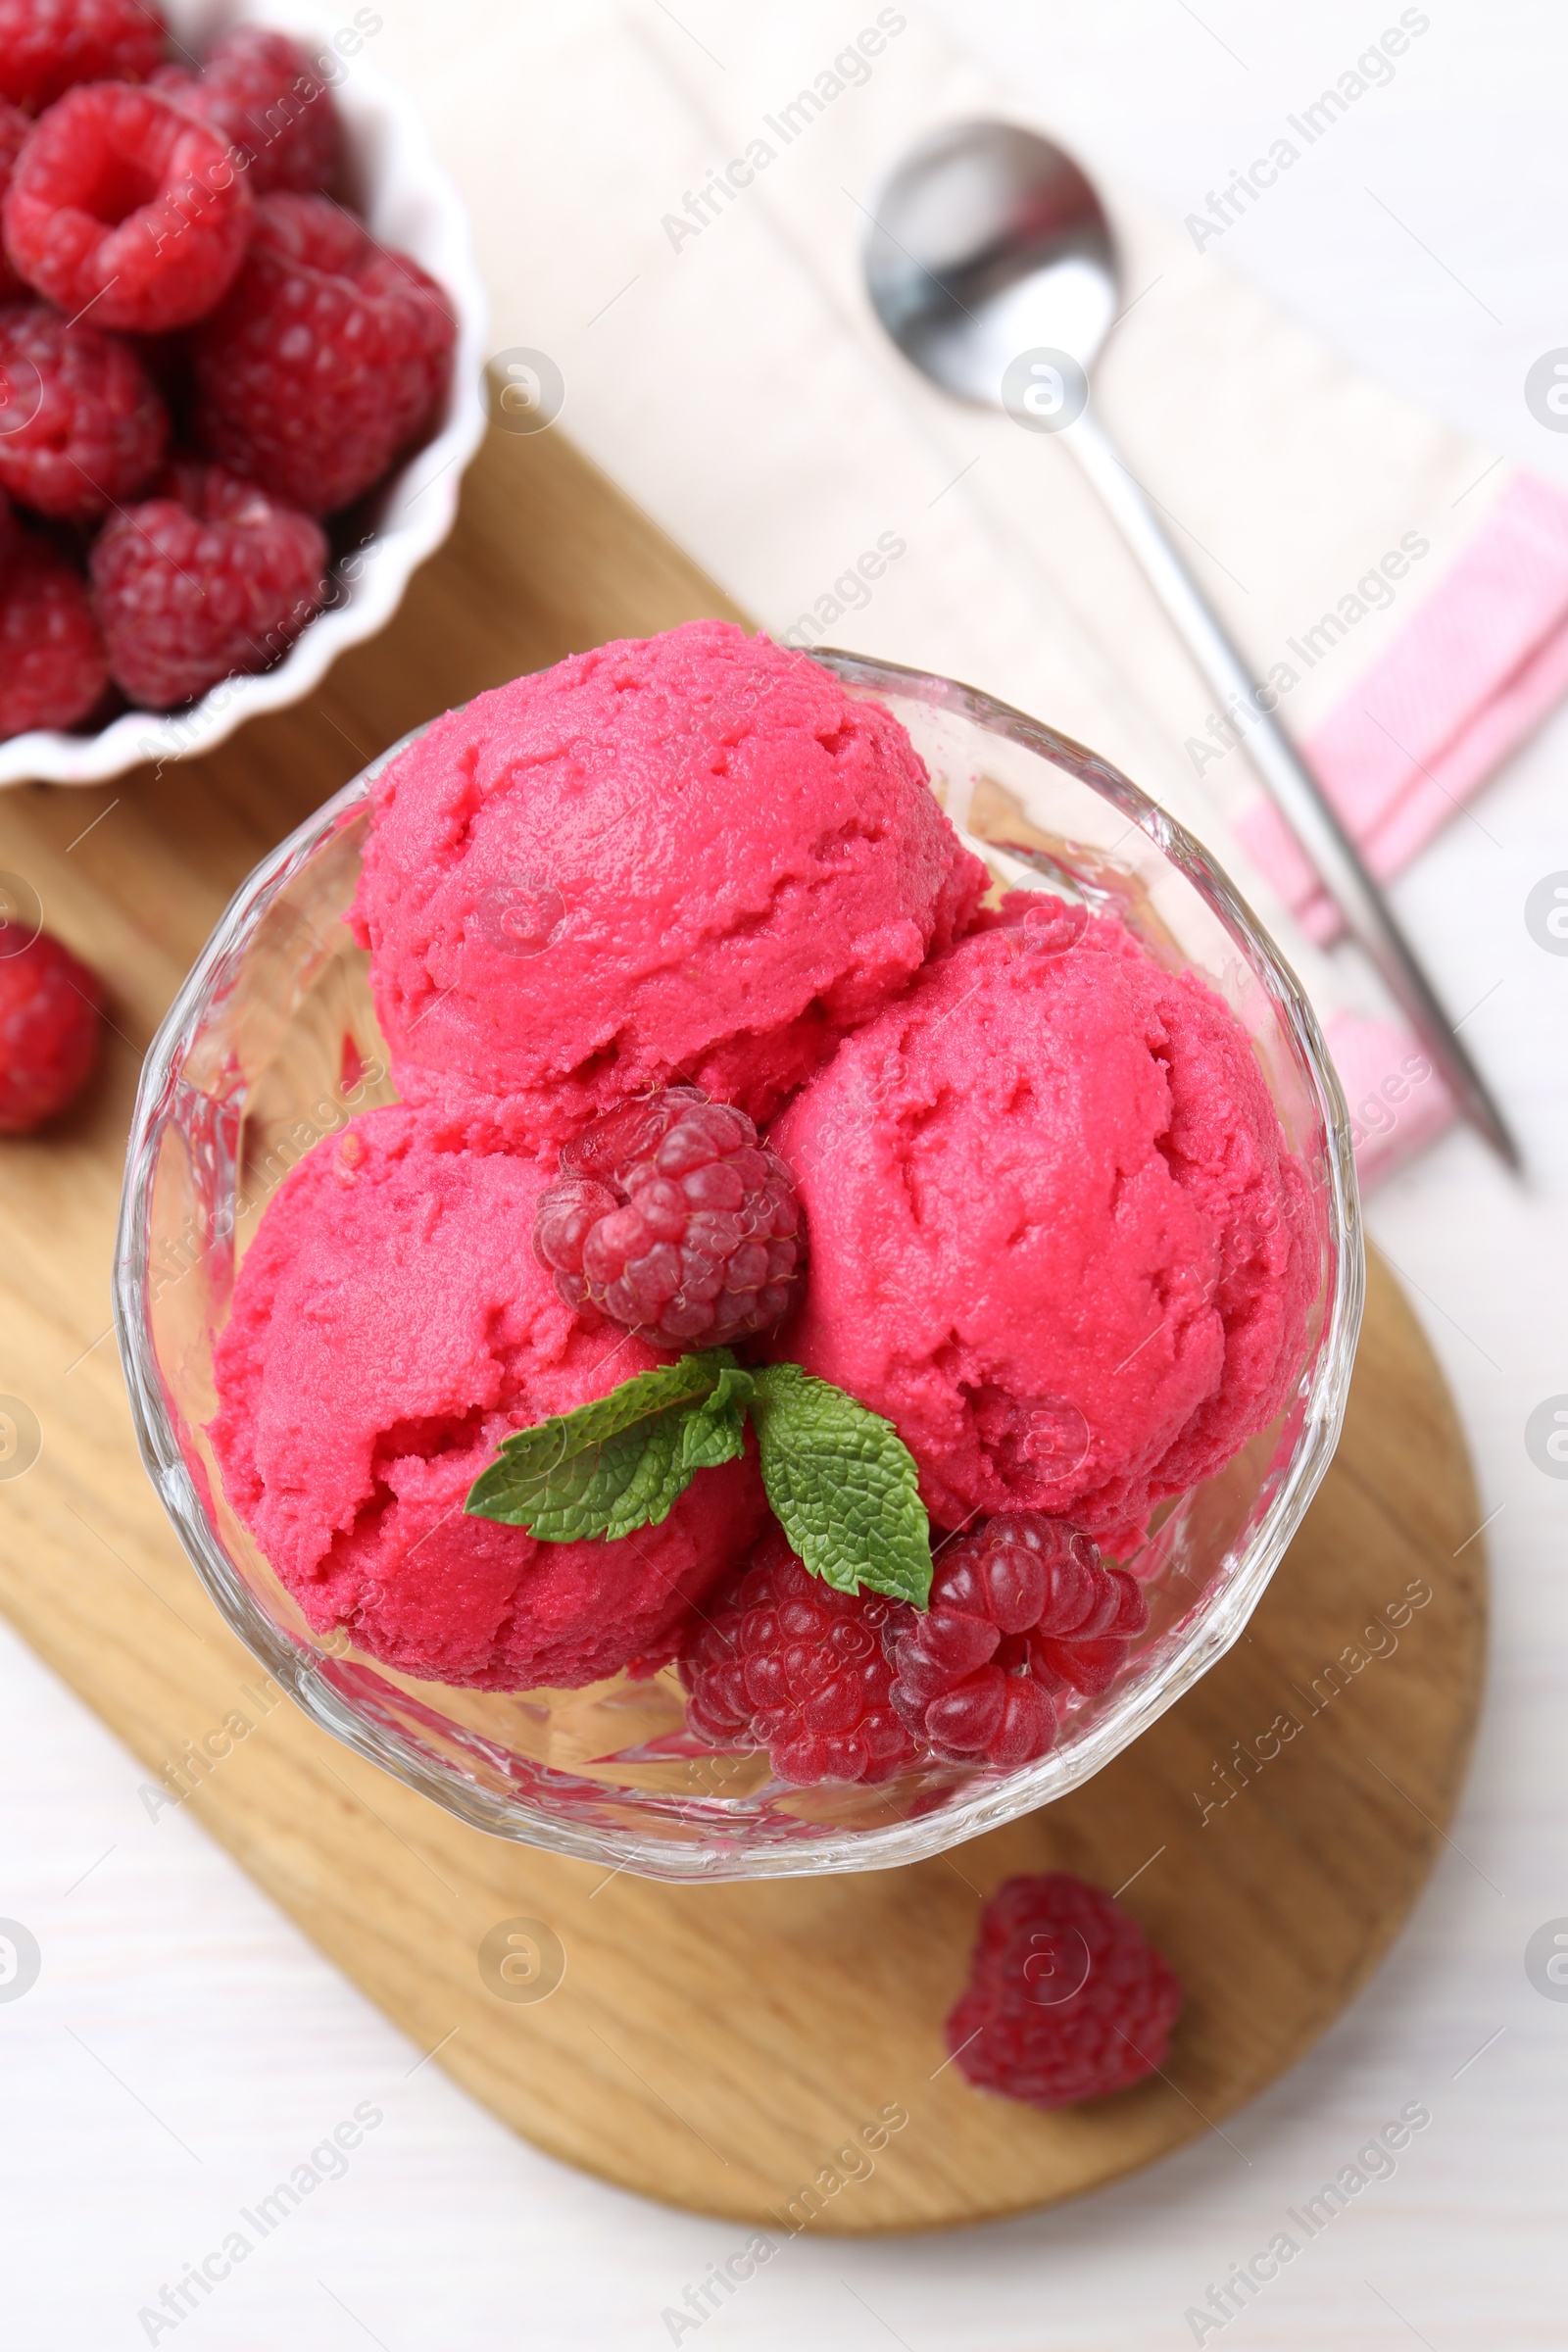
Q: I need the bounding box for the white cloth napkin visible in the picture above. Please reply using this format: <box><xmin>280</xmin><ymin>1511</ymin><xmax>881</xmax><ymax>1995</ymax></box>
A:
<box><xmin>376</xmin><ymin>0</ymin><xmax>1568</xmax><ymax>1179</ymax></box>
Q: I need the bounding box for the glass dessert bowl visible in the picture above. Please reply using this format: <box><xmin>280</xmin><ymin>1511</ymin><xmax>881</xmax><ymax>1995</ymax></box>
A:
<box><xmin>115</xmin><ymin>650</ymin><xmax>1363</xmax><ymax>1881</ymax></box>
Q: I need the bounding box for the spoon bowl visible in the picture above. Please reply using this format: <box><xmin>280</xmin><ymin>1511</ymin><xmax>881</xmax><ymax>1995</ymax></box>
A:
<box><xmin>864</xmin><ymin>119</ymin><xmax>1117</xmax><ymax>405</ymax></box>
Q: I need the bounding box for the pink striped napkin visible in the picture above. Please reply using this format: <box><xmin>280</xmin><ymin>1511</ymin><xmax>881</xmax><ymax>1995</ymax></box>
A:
<box><xmin>1240</xmin><ymin>473</ymin><xmax>1568</xmax><ymax>942</ymax></box>
<box><xmin>1232</xmin><ymin>472</ymin><xmax>1568</xmax><ymax>1171</ymax></box>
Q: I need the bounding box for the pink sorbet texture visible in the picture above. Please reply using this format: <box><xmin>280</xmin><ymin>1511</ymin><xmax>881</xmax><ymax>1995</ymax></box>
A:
<box><xmin>209</xmin><ymin>1106</ymin><xmax>766</xmax><ymax>1689</ymax></box>
<box><xmin>350</xmin><ymin>619</ymin><xmax>988</xmax><ymax>1145</ymax></box>
<box><xmin>767</xmin><ymin>898</ymin><xmax>1318</xmax><ymax>1554</ymax></box>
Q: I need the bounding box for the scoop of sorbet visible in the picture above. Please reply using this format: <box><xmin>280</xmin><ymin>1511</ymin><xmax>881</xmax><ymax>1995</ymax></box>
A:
<box><xmin>209</xmin><ymin>1106</ymin><xmax>767</xmax><ymax>1690</ymax></box>
<box><xmin>766</xmin><ymin>898</ymin><xmax>1317</xmax><ymax>1555</ymax></box>
<box><xmin>350</xmin><ymin>619</ymin><xmax>988</xmax><ymax>1146</ymax></box>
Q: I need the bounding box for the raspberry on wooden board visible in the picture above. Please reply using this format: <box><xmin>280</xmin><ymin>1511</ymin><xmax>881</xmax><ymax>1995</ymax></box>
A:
<box><xmin>946</xmin><ymin>1874</ymin><xmax>1183</xmax><ymax>2108</ymax></box>
<box><xmin>0</xmin><ymin>924</ymin><xmax>103</xmax><ymax>1130</ymax></box>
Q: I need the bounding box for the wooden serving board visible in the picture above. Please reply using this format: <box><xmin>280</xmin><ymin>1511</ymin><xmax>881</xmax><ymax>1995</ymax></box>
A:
<box><xmin>0</xmin><ymin>422</ymin><xmax>1486</xmax><ymax>2230</ymax></box>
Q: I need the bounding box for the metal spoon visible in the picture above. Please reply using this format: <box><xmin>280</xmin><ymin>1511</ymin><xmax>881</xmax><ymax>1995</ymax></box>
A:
<box><xmin>862</xmin><ymin>118</ymin><xmax>1520</xmax><ymax>1170</ymax></box>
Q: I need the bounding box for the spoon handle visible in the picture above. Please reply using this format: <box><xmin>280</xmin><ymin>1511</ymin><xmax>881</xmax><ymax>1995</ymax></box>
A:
<box><xmin>1062</xmin><ymin>408</ymin><xmax>1518</xmax><ymax>1170</ymax></box>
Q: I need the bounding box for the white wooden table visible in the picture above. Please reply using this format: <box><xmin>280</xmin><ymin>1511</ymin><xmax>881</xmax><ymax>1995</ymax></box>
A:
<box><xmin>4</xmin><ymin>3</ymin><xmax>1565</xmax><ymax>2343</ymax></box>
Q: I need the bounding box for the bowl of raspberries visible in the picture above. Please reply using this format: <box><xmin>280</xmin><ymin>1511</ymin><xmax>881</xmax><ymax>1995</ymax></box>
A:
<box><xmin>0</xmin><ymin>0</ymin><xmax>487</xmax><ymax>783</ymax></box>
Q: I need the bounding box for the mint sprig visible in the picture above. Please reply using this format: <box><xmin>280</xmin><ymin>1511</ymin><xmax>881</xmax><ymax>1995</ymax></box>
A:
<box><xmin>745</xmin><ymin>1363</ymin><xmax>930</xmax><ymax>1606</ymax></box>
<box><xmin>464</xmin><ymin>1351</ymin><xmax>740</xmax><ymax>1544</ymax></box>
<box><xmin>465</xmin><ymin>1349</ymin><xmax>932</xmax><ymax>1607</ymax></box>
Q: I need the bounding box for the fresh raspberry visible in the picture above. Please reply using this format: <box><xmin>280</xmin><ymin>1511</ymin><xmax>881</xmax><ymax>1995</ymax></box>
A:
<box><xmin>152</xmin><ymin>28</ymin><xmax>339</xmax><ymax>197</ymax></box>
<box><xmin>679</xmin><ymin>1527</ymin><xmax>915</xmax><ymax>1785</ymax></box>
<box><xmin>886</xmin><ymin>1513</ymin><xmax>1147</xmax><ymax>1769</ymax></box>
<box><xmin>945</xmin><ymin>1874</ymin><xmax>1183</xmax><ymax>2108</ymax></box>
<box><xmin>89</xmin><ymin>456</ymin><xmax>327</xmax><ymax>709</ymax></box>
<box><xmin>0</xmin><ymin>508</ymin><xmax>108</xmax><ymax>737</ymax></box>
<box><xmin>2</xmin><ymin>83</ymin><xmax>253</xmax><ymax>332</ymax></box>
<box><xmin>0</xmin><ymin>0</ymin><xmax>166</xmax><ymax>116</ymax></box>
<box><xmin>0</xmin><ymin>922</ymin><xmax>102</xmax><ymax>1130</ymax></box>
<box><xmin>0</xmin><ymin>297</ymin><xmax>166</xmax><ymax>518</ymax></box>
<box><xmin>0</xmin><ymin>98</ymin><xmax>30</xmax><ymax>296</ymax></box>
<box><xmin>190</xmin><ymin>191</ymin><xmax>455</xmax><ymax>514</ymax></box>
<box><xmin>534</xmin><ymin>1087</ymin><xmax>806</xmax><ymax>1348</ymax></box>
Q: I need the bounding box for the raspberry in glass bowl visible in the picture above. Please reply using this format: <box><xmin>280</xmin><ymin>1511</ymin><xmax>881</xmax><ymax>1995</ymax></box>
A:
<box><xmin>534</xmin><ymin>1089</ymin><xmax>807</xmax><ymax>1348</ymax></box>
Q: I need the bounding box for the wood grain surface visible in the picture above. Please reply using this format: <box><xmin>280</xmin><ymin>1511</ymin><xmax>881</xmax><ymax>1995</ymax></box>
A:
<box><xmin>0</xmin><ymin>421</ymin><xmax>1486</xmax><ymax>2230</ymax></box>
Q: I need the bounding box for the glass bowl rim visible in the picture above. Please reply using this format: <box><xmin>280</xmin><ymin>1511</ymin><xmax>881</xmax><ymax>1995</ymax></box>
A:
<box><xmin>113</xmin><ymin>648</ymin><xmax>1366</xmax><ymax>1881</ymax></box>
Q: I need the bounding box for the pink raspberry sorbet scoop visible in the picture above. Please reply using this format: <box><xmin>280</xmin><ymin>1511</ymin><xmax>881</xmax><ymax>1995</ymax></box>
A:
<box><xmin>209</xmin><ymin>1106</ymin><xmax>767</xmax><ymax>1690</ymax></box>
<box><xmin>768</xmin><ymin>899</ymin><xmax>1319</xmax><ymax>1556</ymax></box>
<box><xmin>350</xmin><ymin>620</ymin><xmax>988</xmax><ymax>1146</ymax></box>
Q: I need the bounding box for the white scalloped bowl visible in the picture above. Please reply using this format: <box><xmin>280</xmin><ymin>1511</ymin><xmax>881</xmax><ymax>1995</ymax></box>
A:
<box><xmin>0</xmin><ymin>0</ymin><xmax>489</xmax><ymax>790</ymax></box>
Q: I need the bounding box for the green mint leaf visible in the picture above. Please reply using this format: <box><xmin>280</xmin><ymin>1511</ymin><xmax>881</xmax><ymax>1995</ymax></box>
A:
<box><xmin>595</xmin><ymin>1406</ymin><xmax>696</xmax><ymax>1542</ymax></box>
<box><xmin>464</xmin><ymin>1345</ymin><xmax>931</xmax><ymax>1598</ymax></box>
<box><xmin>465</xmin><ymin>1350</ymin><xmax>733</xmax><ymax>1543</ymax></box>
<box><xmin>747</xmin><ymin>1363</ymin><xmax>931</xmax><ymax>1606</ymax></box>
<box><xmin>679</xmin><ymin>1362</ymin><xmax>755</xmax><ymax>1473</ymax></box>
